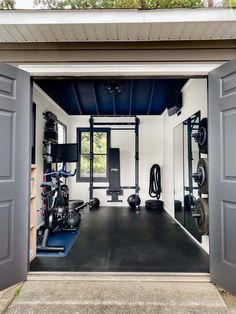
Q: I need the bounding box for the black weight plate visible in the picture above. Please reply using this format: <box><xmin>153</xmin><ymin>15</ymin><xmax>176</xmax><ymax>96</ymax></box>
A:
<box><xmin>196</xmin><ymin>158</ymin><xmax>208</xmax><ymax>194</ymax></box>
<box><xmin>193</xmin><ymin>198</ymin><xmax>209</xmax><ymax>235</ymax></box>
<box><xmin>198</xmin><ymin>118</ymin><xmax>208</xmax><ymax>154</ymax></box>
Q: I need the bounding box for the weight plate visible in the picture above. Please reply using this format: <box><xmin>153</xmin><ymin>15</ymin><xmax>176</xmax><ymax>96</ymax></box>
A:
<box><xmin>198</xmin><ymin>118</ymin><xmax>208</xmax><ymax>154</ymax></box>
<box><xmin>193</xmin><ymin>198</ymin><xmax>209</xmax><ymax>235</ymax></box>
<box><xmin>193</xmin><ymin>158</ymin><xmax>208</xmax><ymax>194</ymax></box>
<box><xmin>145</xmin><ymin>200</ymin><xmax>163</xmax><ymax>211</ymax></box>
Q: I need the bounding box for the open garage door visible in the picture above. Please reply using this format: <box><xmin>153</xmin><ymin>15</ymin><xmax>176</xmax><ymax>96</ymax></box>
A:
<box><xmin>209</xmin><ymin>59</ymin><xmax>236</xmax><ymax>295</ymax></box>
<box><xmin>0</xmin><ymin>63</ymin><xmax>31</xmax><ymax>290</ymax></box>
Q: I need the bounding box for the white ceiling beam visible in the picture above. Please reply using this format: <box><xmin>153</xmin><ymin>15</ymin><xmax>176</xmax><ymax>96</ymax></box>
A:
<box><xmin>18</xmin><ymin>62</ymin><xmax>223</xmax><ymax>76</ymax></box>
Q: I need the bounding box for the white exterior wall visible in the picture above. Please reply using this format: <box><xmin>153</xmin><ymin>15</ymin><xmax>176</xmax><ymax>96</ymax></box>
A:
<box><xmin>68</xmin><ymin>116</ymin><xmax>163</xmax><ymax>206</ymax></box>
<box><xmin>162</xmin><ymin>78</ymin><xmax>208</xmax><ymax>217</ymax></box>
<box><xmin>33</xmin><ymin>84</ymin><xmax>69</xmax><ymax>224</ymax></box>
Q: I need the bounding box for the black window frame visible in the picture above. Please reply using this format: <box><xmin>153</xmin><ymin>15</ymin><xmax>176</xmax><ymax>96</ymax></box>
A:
<box><xmin>76</xmin><ymin>127</ymin><xmax>110</xmax><ymax>182</ymax></box>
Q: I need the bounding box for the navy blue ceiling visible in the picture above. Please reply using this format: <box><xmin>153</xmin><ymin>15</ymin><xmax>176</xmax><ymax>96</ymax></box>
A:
<box><xmin>34</xmin><ymin>78</ymin><xmax>188</xmax><ymax>116</ymax></box>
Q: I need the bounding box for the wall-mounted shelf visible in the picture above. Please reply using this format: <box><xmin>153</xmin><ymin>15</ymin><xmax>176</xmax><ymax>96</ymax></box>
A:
<box><xmin>30</xmin><ymin>165</ymin><xmax>37</xmax><ymax>262</ymax></box>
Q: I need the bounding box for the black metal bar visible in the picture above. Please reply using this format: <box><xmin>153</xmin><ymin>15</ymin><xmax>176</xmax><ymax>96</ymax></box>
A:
<box><xmin>91</xmin><ymin>115</ymin><xmax>137</xmax><ymax>118</ymax></box>
<box><xmin>135</xmin><ymin>117</ymin><xmax>140</xmax><ymax>209</ymax></box>
<box><xmin>72</xmin><ymin>82</ymin><xmax>82</xmax><ymax>115</ymax></box>
<box><xmin>89</xmin><ymin>116</ymin><xmax>94</xmax><ymax>200</ymax></box>
<box><xmin>88</xmin><ymin>115</ymin><xmax>139</xmax><ymax>202</ymax></box>
<box><xmin>93</xmin><ymin>185</ymin><xmax>136</xmax><ymax>190</ymax></box>
<box><xmin>93</xmin><ymin>122</ymin><xmax>136</xmax><ymax>126</ymax></box>
<box><xmin>93</xmin><ymin>186</ymin><xmax>109</xmax><ymax>189</ymax></box>
<box><xmin>113</xmin><ymin>93</ymin><xmax>116</xmax><ymax>115</ymax></box>
<box><xmin>122</xmin><ymin>186</ymin><xmax>136</xmax><ymax>189</ymax></box>
<box><xmin>184</xmin><ymin>186</ymin><xmax>199</xmax><ymax>191</ymax></box>
<box><xmin>110</xmin><ymin>128</ymin><xmax>135</xmax><ymax>131</ymax></box>
<box><xmin>187</xmin><ymin>118</ymin><xmax>193</xmax><ymax>198</ymax></box>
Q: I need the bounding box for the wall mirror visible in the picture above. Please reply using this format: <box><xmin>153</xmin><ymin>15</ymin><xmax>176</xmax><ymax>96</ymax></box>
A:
<box><xmin>173</xmin><ymin>111</ymin><xmax>202</xmax><ymax>242</ymax></box>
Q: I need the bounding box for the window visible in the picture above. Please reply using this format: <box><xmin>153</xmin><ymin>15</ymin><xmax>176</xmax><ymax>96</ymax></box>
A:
<box><xmin>57</xmin><ymin>121</ymin><xmax>67</xmax><ymax>144</ymax></box>
<box><xmin>77</xmin><ymin>128</ymin><xmax>110</xmax><ymax>182</ymax></box>
<box><xmin>56</xmin><ymin>121</ymin><xmax>67</xmax><ymax>170</ymax></box>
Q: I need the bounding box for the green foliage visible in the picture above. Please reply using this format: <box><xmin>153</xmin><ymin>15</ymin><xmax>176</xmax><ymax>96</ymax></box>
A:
<box><xmin>34</xmin><ymin>0</ymin><xmax>204</xmax><ymax>9</ymax></box>
<box><xmin>13</xmin><ymin>287</ymin><xmax>22</xmax><ymax>299</ymax></box>
<box><xmin>138</xmin><ymin>0</ymin><xmax>203</xmax><ymax>9</ymax></box>
<box><xmin>34</xmin><ymin>0</ymin><xmax>96</xmax><ymax>9</ymax></box>
<box><xmin>223</xmin><ymin>0</ymin><xmax>236</xmax><ymax>7</ymax></box>
<box><xmin>0</xmin><ymin>0</ymin><xmax>15</xmax><ymax>9</ymax></box>
<box><xmin>80</xmin><ymin>131</ymin><xmax>107</xmax><ymax>177</ymax></box>
<box><xmin>149</xmin><ymin>0</ymin><xmax>204</xmax><ymax>9</ymax></box>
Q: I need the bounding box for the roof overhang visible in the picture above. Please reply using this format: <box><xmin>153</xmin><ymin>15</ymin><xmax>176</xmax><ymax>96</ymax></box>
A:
<box><xmin>19</xmin><ymin>62</ymin><xmax>222</xmax><ymax>77</ymax></box>
<box><xmin>0</xmin><ymin>8</ymin><xmax>236</xmax><ymax>43</ymax></box>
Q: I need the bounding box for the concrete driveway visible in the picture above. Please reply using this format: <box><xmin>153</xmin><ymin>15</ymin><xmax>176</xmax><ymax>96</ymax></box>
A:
<box><xmin>1</xmin><ymin>273</ymin><xmax>236</xmax><ymax>313</ymax></box>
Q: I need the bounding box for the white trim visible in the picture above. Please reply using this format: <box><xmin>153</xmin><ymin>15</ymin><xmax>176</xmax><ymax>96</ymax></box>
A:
<box><xmin>19</xmin><ymin>62</ymin><xmax>223</xmax><ymax>77</ymax></box>
<box><xmin>27</xmin><ymin>272</ymin><xmax>210</xmax><ymax>282</ymax></box>
<box><xmin>1</xmin><ymin>8</ymin><xmax>236</xmax><ymax>25</ymax></box>
<box><xmin>181</xmin><ymin>79</ymin><xmax>195</xmax><ymax>92</ymax></box>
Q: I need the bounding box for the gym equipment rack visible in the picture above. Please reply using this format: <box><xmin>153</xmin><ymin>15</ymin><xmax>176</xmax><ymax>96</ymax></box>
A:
<box><xmin>89</xmin><ymin>115</ymin><xmax>140</xmax><ymax>203</ymax></box>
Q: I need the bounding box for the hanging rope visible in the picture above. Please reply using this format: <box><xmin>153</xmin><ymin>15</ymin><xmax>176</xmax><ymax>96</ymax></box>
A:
<box><xmin>149</xmin><ymin>164</ymin><xmax>162</xmax><ymax>199</ymax></box>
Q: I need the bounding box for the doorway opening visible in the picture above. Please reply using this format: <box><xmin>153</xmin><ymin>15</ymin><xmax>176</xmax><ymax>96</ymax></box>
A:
<box><xmin>29</xmin><ymin>76</ymin><xmax>209</xmax><ymax>272</ymax></box>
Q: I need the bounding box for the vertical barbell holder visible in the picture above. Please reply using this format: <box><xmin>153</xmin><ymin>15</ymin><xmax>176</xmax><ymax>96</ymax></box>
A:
<box><xmin>89</xmin><ymin>117</ymin><xmax>94</xmax><ymax>201</ymax></box>
<box><xmin>135</xmin><ymin>117</ymin><xmax>140</xmax><ymax>211</ymax></box>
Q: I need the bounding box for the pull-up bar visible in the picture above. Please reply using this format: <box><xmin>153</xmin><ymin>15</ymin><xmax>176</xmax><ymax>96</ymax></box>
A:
<box><xmin>89</xmin><ymin>115</ymin><xmax>140</xmax><ymax>207</ymax></box>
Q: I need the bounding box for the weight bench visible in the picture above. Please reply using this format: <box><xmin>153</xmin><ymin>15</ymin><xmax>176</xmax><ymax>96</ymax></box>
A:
<box><xmin>107</xmin><ymin>148</ymin><xmax>123</xmax><ymax>202</ymax></box>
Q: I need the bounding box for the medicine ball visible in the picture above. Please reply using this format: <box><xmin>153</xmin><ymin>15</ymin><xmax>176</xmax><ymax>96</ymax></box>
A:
<box><xmin>89</xmin><ymin>197</ymin><xmax>100</xmax><ymax>209</ymax></box>
<box><xmin>127</xmin><ymin>194</ymin><xmax>141</xmax><ymax>209</ymax></box>
<box><xmin>65</xmin><ymin>211</ymin><xmax>81</xmax><ymax>229</ymax></box>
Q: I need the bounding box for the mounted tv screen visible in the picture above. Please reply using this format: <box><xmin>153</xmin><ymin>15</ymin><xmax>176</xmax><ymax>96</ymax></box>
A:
<box><xmin>51</xmin><ymin>143</ymin><xmax>78</xmax><ymax>163</ymax></box>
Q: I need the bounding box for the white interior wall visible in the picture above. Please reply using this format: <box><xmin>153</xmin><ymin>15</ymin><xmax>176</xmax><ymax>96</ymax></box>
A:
<box><xmin>33</xmin><ymin>83</ymin><xmax>69</xmax><ymax>225</ymax></box>
<box><xmin>33</xmin><ymin>78</ymin><xmax>207</xmax><ymax>226</ymax></box>
<box><xmin>162</xmin><ymin>78</ymin><xmax>208</xmax><ymax>217</ymax></box>
<box><xmin>68</xmin><ymin>116</ymin><xmax>163</xmax><ymax>206</ymax></box>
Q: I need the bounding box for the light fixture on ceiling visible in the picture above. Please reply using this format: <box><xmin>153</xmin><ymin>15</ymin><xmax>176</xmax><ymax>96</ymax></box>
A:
<box><xmin>105</xmin><ymin>80</ymin><xmax>123</xmax><ymax>94</ymax></box>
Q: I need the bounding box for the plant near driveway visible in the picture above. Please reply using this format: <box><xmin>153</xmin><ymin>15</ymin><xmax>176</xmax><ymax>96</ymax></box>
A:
<box><xmin>0</xmin><ymin>0</ymin><xmax>15</xmax><ymax>9</ymax></box>
<box><xmin>34</xmin><ymin>0</ymin><xmax>204</xmax><ymax>9</ymax></box>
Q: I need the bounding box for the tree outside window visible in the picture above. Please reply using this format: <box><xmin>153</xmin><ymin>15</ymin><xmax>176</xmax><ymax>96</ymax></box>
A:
<box><xmin>77</xmin><ymin>128</ymin><xmax>110</xmax><ymax>182</ymax></box>
<box><xmin>56</xmin><ymin>121</ymin><xmax>67</xmax><ymax>170</ymax></box>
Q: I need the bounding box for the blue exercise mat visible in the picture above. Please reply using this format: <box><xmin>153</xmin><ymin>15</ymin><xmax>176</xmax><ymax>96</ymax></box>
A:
<box><xmin>37</xmin><ymin>229</ymin><xmax>80</xmax><ymax>257</ymax></box>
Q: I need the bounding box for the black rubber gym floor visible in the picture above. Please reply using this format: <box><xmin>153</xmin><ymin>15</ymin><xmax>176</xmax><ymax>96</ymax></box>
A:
<box><xmin>30</xmin><ymin>207</ymin><xmax>209</xmax><ymax>272</ymax></box>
